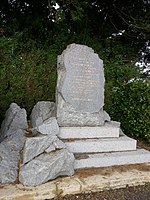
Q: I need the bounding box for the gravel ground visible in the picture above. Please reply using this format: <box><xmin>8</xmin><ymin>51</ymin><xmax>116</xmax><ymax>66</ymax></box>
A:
<box><xmin>51</xmin><ymin>184</ymin><xmax>150</xmax><ymax>200</ymax></box>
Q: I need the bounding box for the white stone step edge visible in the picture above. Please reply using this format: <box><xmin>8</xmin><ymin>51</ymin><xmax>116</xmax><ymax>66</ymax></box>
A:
<box><xmin>75</xmin><ymin>148</ymin><xmax>150</xmax><ymax>169</ymax></box>
<box><xmin>59</xmin><ymin>125</ymin><xmax>120</xmax><ymax>139</ymax></box>
<box><xmin>64</xmin><ymin>135</ymin><xmax>137</xmax><ymax>153</ymax></box>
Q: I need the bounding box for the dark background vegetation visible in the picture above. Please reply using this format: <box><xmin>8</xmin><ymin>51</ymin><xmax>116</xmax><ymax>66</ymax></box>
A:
<box><xmin>0</xmin><ymin>0</ymin><xmax>150</xmax><ymax>142</ymax></box>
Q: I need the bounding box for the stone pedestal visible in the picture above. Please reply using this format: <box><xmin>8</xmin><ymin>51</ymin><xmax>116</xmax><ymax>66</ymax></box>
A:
<box><xmin>56</xmin><ymin>44</ymin><xmax>150</xmax><ymax>169</ymax></box>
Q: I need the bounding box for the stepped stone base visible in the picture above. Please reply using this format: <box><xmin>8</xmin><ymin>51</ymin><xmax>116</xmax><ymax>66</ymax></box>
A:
<box><xmin>63</xmin><ymin>135</ymin><xmax>137</xmax><ymax>153</ymax></box>
<box><xmin>59</xmin><ymin>122</ymin><xmax>120</xmax><ymax>139</ymax></box>
<box><xmin>59</xmin><ymin>123</ymin><xmax>150</xmax><ymax>169</ymax></box>
<box><xmin>74</xmin><ymin>149</ymin><xmax>150</xmax><ymax>169</ymax></box>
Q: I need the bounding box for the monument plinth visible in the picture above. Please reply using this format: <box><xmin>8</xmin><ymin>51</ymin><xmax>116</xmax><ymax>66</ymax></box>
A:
<box><xmin>55</xmin><ymin>44</ymin><xmax>150</xmax><ymax>169</ymax></box>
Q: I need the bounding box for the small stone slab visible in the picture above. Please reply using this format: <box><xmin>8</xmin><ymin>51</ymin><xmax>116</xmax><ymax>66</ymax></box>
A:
<box><xmin>75</xmin><ymin>149</ymin><xmax>150</xmax><ymax>169</ymax></box>
<box><xmin>58</xmin><ymin>123</ymin><xmax>120</xmax><ymax>139</ymax></box>
<box><xmin>56</xmin><ymin>44</ymin><xmax>110</xmax><ymax>126</ymax></box>
<box><xmin>64</xmin><ymin>135</ymin><xmax>137</xmax><ymax>153</ymax></box>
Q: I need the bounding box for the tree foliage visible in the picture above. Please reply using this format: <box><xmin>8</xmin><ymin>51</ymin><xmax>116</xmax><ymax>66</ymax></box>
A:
<box><xmin>1</xmin><ymin>0</ymin><xmax>150</xmax><ymax>44</ymax></box>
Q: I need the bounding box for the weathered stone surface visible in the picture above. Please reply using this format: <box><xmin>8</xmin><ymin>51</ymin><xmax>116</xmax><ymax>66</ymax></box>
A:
<box><xmin>56</xmin><ymin>44</ymin><xmax>110</xmax><ymax>126</ymax></box>
<box><xmin>19</xmin><ymin>149</ymin><xmax>75</xmax><ymax>186</ymax></box>
<box><xmin>22</xmin><ymin>134</ymin><xmax>57</xmax><ymax>165</ymax></box>
<box><xmin>30</xmin><ymin>101</ymin><xmax>56</xmax><ymax>128</ymax></box>
<box><xmin>35</xmin><ymin>117</ymin><xmax>59</xmax><ymax>135</ymax></box>
<box><xmin>44</xmin><ymin>138</ymin><xmax>66</xmax><ymax>153</ymax></box>
<box><xmin>107</xmin><ymin>120</ymin><xmax>121</xmax><ymax>128</ymax></box>
<box><xmin>23</xmin><ymin>119</ymin><xmax>65</xmax><ymax>164</ymax></box>
<box><xmin>58</xmin><ymin>122</ymin><xmax>120</xmax><ymax>139</ymax></box>
<box><xmin>103</xmin><ymin>111</ymin><xmax>111</xmax><ymax>122</ymax></box>
<box><xmin>60</xmin><ymin>44</ymin><xmax>104</xmax><ymax>112</ymax></box>
<box><xmin>0</xmin><ymin>129</ymin><xmax>25</xmax><ymax>183</ymax></box>
<box><xmin>53</xmin><ymin>137</ymin><xmax>66</xmax><ymax>149</ymax></box>
<box><xmin>0</xmin><ymin>103</ymin><xmax>28</xmax><ymax>142</ymax></box>
<box><xmin>45</xmin><ymin>144</ymin><xmax>56</xmax><ymax>153</ymax></box>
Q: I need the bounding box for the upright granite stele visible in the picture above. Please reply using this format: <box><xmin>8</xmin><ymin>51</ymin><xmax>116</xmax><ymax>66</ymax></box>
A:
<box><xmin>56</xmin><ymin>43</ymin><xmax>150</xmax><ymax>169</ymax></box>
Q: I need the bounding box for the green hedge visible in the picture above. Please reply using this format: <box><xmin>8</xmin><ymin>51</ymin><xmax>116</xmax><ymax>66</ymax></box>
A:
<box><xmin>105</xmin><ymin>80</ymin><xmax>150</xmax><ymax>142</ymax></box>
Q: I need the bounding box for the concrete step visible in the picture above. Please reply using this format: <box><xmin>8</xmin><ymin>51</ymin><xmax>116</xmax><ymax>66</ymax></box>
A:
<box><xmin>64</xmin><ymin>135</ymin><xmax>137</xmax><ymax>153</ymax></box>
<box><xmin>58</xmin><ymin>121</ymin><xmax>120</xmax><ymax>139</ymax></box>
<box><xmin>74</xmin><ymin>148</ymin><xmax>150</xmax><ymax>169</ymax></box>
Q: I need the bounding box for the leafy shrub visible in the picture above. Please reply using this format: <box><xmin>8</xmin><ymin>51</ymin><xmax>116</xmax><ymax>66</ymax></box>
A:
<box><xmin>103</xmin><ymin>43</ymin><xmax>150</xmax><ymax>142</ymax></box>
<box><xmin>105</xmin><ymin>80</ymin><xmax>150</xmax><ymax>143</ymax></box>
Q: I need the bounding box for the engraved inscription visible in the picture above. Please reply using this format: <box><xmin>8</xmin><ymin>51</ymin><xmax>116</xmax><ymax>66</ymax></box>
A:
<box><xmin>61</xmin><ymin>45</ymin><xmax>104</xmax><ymax>112</ymax></box>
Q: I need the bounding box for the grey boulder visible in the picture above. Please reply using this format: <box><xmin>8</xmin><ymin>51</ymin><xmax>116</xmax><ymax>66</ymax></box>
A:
<box><xmin>23</xmin><ymin>117</ymin><xmax>61</xmax><ymax>164</ymax></box>
<box><xmin>19</xmin><ymin>149</ymin><xmax>75</xmax><ymax>186</ymax></box>
<box><xmin>22</xmin><ymin>132</ymin><xmax>67</xmax><ymax>165</ymax></box>
<box><xmin>35</xmin><ymin>117</ymin><xmax>59</xmax><ymax>135</ymax></box>
<box><xmin>22</xmin><ymin>134</ymin><xmax>57</xmax><ymax>165</ymax></box>
<box><xmin>30</xmin><ymin>101</ymin><xmax>56</xmax><ymax>128</ymax></box>
<box><xmin>0</xmin><ymin>103</ymin><xmax>28</xmax><ymax>142</ymax></box>
<box><xmin>0</xmin><ymin>129</ymin><xmax>25</xmax><ymax>183</ymax></box>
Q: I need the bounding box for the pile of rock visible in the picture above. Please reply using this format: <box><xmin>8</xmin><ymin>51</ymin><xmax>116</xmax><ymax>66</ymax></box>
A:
<box><xmin>0</xmin><ymin>102</ymin><xmax>75</xmax><ymax>186</ymax></box>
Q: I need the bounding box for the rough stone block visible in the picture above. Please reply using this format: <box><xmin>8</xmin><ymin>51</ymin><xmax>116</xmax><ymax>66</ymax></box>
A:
<box><xmin>19</xmin><ymin>149</ymin><xmax>75</xmax><ymax>186</ymax></box>
<box><xmin>22</xmin><ymin>134</ymin><xmax>57</xmax><ymax>165</ymax></box>
<box><xmin>0</xmin><ymin>129</ymin><xmax>25</xmax><ymax>183</ymax></box>
<box><xmin>35</xmin><ymin>117</ymin><xmax>59</xmax><ymax>135</ymax></box>
<box><xmin>0</xmin><ymin>103</ymin><xmax>28</xmax><ymax>142</ymax></box>
<box><xmin>30</xmin><ymin>101</ymin><xmax>56</xmax><ymax>128</ymax></box>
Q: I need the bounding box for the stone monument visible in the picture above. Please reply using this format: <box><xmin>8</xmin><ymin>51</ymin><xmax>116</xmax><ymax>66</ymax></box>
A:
<box><xmin>56</xmin><ymin>44</ymin><xmax>150</xmax><ymax>169</ymax></box>
<box><xmin>56</xmin><ymin>43</ymin><xmax>110</xmax><ymax>127</ymax></box>
<box><xmin>0</xmin><ymin>44</ymin><xmax>150</xmax><ymax>187</ymax></box>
